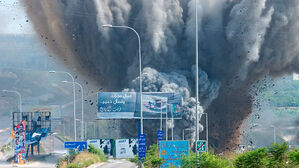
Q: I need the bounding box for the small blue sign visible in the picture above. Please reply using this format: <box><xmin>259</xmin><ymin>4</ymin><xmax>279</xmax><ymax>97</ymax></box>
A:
<box><xmin>157</xmin><ymin>130</ymin><xmax>164</xmax><ymax>141</ymax></box>
<box><xmin>64</xmin><ymin>141</ymin><xmax>87</xmax><ymax>151</ymax></box>
<box><xmin>138</xmin><ymin>134</ymin><xmax>146</xmax><ymax>161</ymax></box>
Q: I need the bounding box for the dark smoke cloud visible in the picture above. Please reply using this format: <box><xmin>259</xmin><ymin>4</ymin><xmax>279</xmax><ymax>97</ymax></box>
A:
<box><xmin>22</xmin><ymin>0</ymin><xmax>299</xmax><ymax>151</ymax></box>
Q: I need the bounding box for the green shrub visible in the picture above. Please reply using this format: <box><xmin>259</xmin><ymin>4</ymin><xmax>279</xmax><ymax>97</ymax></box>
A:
<box><xmin>129</xmin><ymin>155</ymin><xmax>139</xmax><ymax>164</ymax></box>
<box><xmin>265</xmin><ymin>142</ymin><xmax>287</xmax><ymax>168</ymax></box>
<box><xmin>234</xmin><ymin>148</ymin><xmax>267</xmax><ymax>168</ymax></box>
<box><xmin>182</xmin><ymin>152</ymin><xmax>232</xmax><ymax>168</ymax></box>
<box><xmin>87</xmin><ymin>144</ymin><xmax>108</xmax><ymax>162</ymax></box>
<box><xmin>82</xmin><ymin>159</ymin><xmax>95</xmax><ymax>167</ymax></box>
<box><xmin>129</xmin><ymin>144</ymin><xmax>163</xmax><ymax>168</ymax></box>
<box><xmin>288</xmin><ymin>149</ymin><xmax>299</xmax><ymax>167</ymax></box>
<box><xmin>145</xmin><ymin>144</ymin><xmax>163</xmax><ymax>168</ymax></box>
<box><xmin>66</xmin><ymin>163</ymin><xmax>82</xmax><ymax>168</ymax></box>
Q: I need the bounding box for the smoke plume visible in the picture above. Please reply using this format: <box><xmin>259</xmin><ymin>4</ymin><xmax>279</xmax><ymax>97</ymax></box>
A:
<box><xmin>22</xmin><ymin>0</ymin><xmax>299</xmax><ymax>151</ymax></box>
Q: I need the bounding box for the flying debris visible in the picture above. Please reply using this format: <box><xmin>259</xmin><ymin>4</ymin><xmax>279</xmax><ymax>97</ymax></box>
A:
<box><xmin>22</xmin><ymin>0</ymin><xmax>299</xmax><ymax>152</ymax></box>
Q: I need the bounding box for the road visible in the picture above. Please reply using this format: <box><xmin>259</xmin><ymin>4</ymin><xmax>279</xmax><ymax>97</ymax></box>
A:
<box><xmin>40</xmin><ymin>134</ymin><xmax>66</xmax><ymax>154</ymax></box>
<box><xmin>88</xmin><ymin>159</ymin><xmax>137</xmax><ymax>168</ymax></box>
<box><xmin>0</xmin><ymin>128</ymin><xmax>136</xmax><ymax>168</ymax></box>
<box><xmin>0</xmin><ymin>127</ymin><xmax>66</xmax><ymax>168</ymax></box>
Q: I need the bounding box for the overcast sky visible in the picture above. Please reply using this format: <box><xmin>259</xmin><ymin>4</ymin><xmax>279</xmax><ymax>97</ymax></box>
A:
<box><xmin>0</xmin><ymin>0</ymin><xmax>33</xmax><ymax>34</ymax></box>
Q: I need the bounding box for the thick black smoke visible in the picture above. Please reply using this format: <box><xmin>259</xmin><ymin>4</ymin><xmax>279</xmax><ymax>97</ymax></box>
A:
<box><xmin>22</xmin><ymin>0</ymin><xmax>299</xmax><ymax>151</ymax></box>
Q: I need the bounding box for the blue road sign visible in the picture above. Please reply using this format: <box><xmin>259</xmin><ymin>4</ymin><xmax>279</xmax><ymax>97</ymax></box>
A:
<box><xmin>157</xmin><ymin>130</ymin><xmax>164</xmax><ymax>141</ymax></box>
<box><xmin>159</xmin><ymin>140</ymin><xmax>189</xmax><ymax>168</ymax></box>
<box><xmin>138</xmin><ymin>134</ymin><xmax>146</xmax><ymax>160</ymax></box>
<box><xmin>64</xmin><ymin>141</ymin><xmax>87</xmax><ymax>151</ymax></box>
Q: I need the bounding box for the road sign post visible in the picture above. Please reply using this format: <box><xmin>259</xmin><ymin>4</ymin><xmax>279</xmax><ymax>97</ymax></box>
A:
<box><xmin>196</xmin><ymin>140</ymin><xmax>207</xmax><ymax>152</ymax></box>
<box><xmin>138</xmin><ymin>134</ymin><xmax>146</xmax><ymax>161</ymax></box>
<box><xmin>157</xmin><ymin>130</ymin><xmax>164</xmax><ymax>141</ymax></box>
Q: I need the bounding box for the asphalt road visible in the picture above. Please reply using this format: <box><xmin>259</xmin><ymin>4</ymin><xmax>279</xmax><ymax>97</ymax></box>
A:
<box><xmin>0</xmin><ymin>127</ymin><xmax>66</xmax><ymax>168</ymax></box>
<box><xmin>0</xmin><ymin>129</ymin><xmax>136</xmax><ymax>168</ymax></box>
<box><xmin>88</xmin><ymin>159</ymin><xmax>137</xmax><ymax>168</ymax></box>
<box><xmin>40</xmin><ymin>134</ymin><xmax>66</xmax><ymax>154</ymax></box>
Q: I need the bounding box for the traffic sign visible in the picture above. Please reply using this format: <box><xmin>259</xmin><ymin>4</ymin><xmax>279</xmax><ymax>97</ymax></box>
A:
<box><xmin>157</xmin><ymin>130</ymin><xmax>164</xmax><ymax>141</ymax></box>
<box><xmin>159</xmin><ymin>140</ymin><xmax>189</xmax><ymax>167</ymax></box>
<box><xmin>196</xmin><ymin>140</ymin><xmax>207</xmax><ymax>152</ymax></box>
<box><xmin>64</xmin><ymin>141</ymin><xmax>87</xmax><ymax>151</ymax></box>
<box><xmin>138</xmin><ymin>134</ymin><xmax>146</xmax><ymax>160</ymax></box>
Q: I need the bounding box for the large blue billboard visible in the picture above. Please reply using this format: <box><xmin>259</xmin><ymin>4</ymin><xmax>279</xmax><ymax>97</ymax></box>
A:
<box><xmin>97</xmin><ymin>92</ymin><xmax>182</xmax><ymax>119</ymax></box>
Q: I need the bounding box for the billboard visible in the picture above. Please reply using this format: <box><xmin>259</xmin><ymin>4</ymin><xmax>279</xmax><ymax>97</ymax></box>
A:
<box><xmin>29</xmin><ymin>105</ymin><xmax>61</xmax><ymax>125</ymax></box>
<box><xmin>87</xmin><ymin>139</ymin><xmax>114</xmax><ymax>156</ymax></box>
<box><xmin>98</xmin><ymin>92</ymin><xmax>182</xmax><ymax>119</ymax></box>
<box><xmin>12</xmin><ymin>120</ymin><xmax>26</xmax><ymax>164</ymax></box>
<box><xmin>159</xmin><ymin>140</ymin><xmax>189</xmax><ymax>168</ymax></box>
<box><xmin>13</xmin><ymin>112</ymin><xmax>51</xmax><ymax>145</ymax></box>
<box><xmin>115</xmin><ymin>139</ymin><xmax>138</xmax><ymax>159</ymax></box>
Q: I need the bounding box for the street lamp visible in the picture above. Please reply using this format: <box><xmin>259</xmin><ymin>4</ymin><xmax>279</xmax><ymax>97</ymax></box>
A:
<box><xmin>195</xmin><ymin>0</ymin><xmax>200</xmax><ymax>153</ymax></box>
<box><xmin>2</xmin><ymin>90</ymin><xmax>22</xmax><ymax>113</ymax></box>
<box><xmin>159</xmin><ymin>99</ymin><xmax>167</xmax><ymax>135</ymax></box>
<box><xmin>199</xmin><ymin>112</ymin><xmax>208</xmax><ymax>153</ymax></box>
<box><xmin>49</xmin><ymin>71</ymin><xmax>77</xmax><ymax>141</ymax></box>
<box><xmin>270</xmin><ymin>125</ymin><xmax>276</xmax><ymax>144</ymax></box>
<box><xmin>171</xmin><ymin>105</ymin><xmax>174</xmax><ymax>141</ymax></box>
<box><xmin>2</xmin><ymin>89</ymin><xmax>22</xmax><ymax>152</ymax></box>
<box><xmin>102</xmin><ymin>24</ymin><xmax>144</xmax><ymax>135</ymax></box>
<box><xmin>250</xmin><ymin>123</ymin><xmax>277</xmax><ymax>145</ymax></box>
<box><xmin>62</xmin><ymin>81</ymin><xmax>84</xmax><ymax>141</ymax></box>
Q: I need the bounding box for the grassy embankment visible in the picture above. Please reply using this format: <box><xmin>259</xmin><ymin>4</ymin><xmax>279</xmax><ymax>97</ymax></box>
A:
<box><xmin>56</xmin><ymin>144</ymin><xmax>107</xmax><ymax>168</ymax></box>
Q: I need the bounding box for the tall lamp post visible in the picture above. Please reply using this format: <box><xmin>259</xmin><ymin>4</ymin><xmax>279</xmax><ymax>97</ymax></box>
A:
<box><xmin>270</xmin><ymin>125</ymin><xmax>276</xmax><ymax>144</ymax></box>
<box><xmin>62</xmin><ymin>81</ymin><xmax>84</xmax><ymax>141</ymax></box>
<box><xmin>183</xmin><ymin>128</ymin><xmax>194</xmax><ymax>140</ymax></box>
<box><xmin>250</xmin><ymin>123</ymin><xmax>277</xmax><ymax>145</ymax></box>
<box><xmin>49</xmin><ymin>71</ymin><xmax>77</xmax><ymax>141</ymax></box>
<box><xmin>102</xmin><ymin>24</ymin><xmax>144</xmax><ymax>135</ymax></box>
<box><xmin>195</xmin><ymin>0</ymin><xmax>200</xmax><ymax>153</ymax></box>
<box><xmin>2</xmin><ymin>90</ymin><xmax>22</xmax><ymax>113</ymax></box>
<box><xmin>2</xmin><ymin>89</ymin><xmax>22</xmax><ymax>152</ymax></box>
<box><xmin>200</xmin><ymin>112</ymin><xmax>208</xmax><ymax>153</ymax></box>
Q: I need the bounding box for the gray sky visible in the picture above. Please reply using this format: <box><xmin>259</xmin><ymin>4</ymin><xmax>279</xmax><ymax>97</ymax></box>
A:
<box><xmin>0</xmin><ymin>0</ymin><xmax>33</xmax><ymax>34</ymax></box>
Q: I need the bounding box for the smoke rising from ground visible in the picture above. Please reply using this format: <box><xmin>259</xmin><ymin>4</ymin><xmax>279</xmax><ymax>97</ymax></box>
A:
<box><xmin>22</xmin><ymin>0</ymin><xmax>299</xmax><ymax>151</ymax></box>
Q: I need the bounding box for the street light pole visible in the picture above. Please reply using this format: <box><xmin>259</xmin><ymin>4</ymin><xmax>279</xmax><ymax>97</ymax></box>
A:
<box><xmin>165</xmin><ymin>100</ymin><xmax>168</xmax><ymax>141</ymax></box>
<box><xmin>199</xmin><ymin>112</ymin><xmax>208</xmax><ymax>153</ymax></box>
<box><xmin>171</xmin><ymin>106</ymin><xmax>174</xmax><ymax>141</ymax></box>
<box><xmin>250</xmin><ymin>123</ymin><xmax>277</xmax><ymax>145</ymax></box>
<box><xmin>102</xmin><ymin>24</ymin><xmax>143</xmax><ymax>135</ymax></box>
<box><xmin>160</xmin><ymin>100</ymin><xmax>163</xmax><ymax>131</ymax></box>
<box><xmin>2</xmin><ymin>89</ymin><xmax>22</xmax><ymax>152</ymax></box>
<box><xmin>62</xmin><ymin>81</ymin><xmax>84</xmax><ymax>141</ymax></box>
<box><xmin>49</xmin><ymin>71</ymin><xmax>77</xmax><ymax>141</ymax></box>
<box><xmin>270</xmin><ymin>125</ymin><xmax>276</xmax><ymax>143</ymax></box>
<box><xmin>2</xmin><ymin>90</ymin><xmax>22</xmax><ymax>113</ymax></box>
<box><xmin>195</xmin><ymin>0</ymin><xmax>200</xmax><ymax>152</ymax></box>
<box><xmin>183</xmin><ymin>128</ymin><xmax>194</xmax><ymax>141</ymax></box>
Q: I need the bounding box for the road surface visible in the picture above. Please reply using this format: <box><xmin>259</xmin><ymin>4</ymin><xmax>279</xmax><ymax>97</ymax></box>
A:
<box><xmin>0</xmin><ymin>127</ymin><xmax>66</xmax><ymax>168</ymax></box>
<box><xmin>88</xmin><ymin>159</ymin><xmax>137</xmax><ymax>168</ymax></box>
